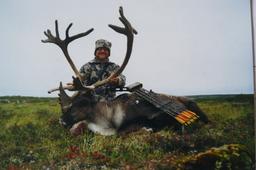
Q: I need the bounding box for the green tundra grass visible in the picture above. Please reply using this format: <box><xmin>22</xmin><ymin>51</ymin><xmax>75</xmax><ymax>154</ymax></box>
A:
<box><xmin>0</xmin><ymin>94</ymin><xmax>254</xmax><ymax>169</ymax></box>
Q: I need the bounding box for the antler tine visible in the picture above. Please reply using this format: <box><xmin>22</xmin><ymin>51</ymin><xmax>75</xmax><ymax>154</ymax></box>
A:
<box><xmin>119</xmin><ymin>7</ymin><xmax>137</xmax><ymax>35</ymax></box>
<box><xmin>65</xmin><ymin>23</ymin><xmax>73</xmax><ymax>39</ymax></box>
<box><xmin>55</xmin><ymin>20</ymin><xmax>60</xmax><ymax>39</ymax></box>
<box><xmin>108</xmin><ymin>25</ymin><xmax>124</xmax><ymax>34</ymax></box>
<box><xmin>42</xmin><ymin>28</ymin><xmax>56</xmax><ymax>44</ymax></box>
<box><xmin>119</xmin><ymin>7</ymin><xmax>138</xmax><ymax>35</ymax></box>
<box><xmin>68</xmin><ymin>28</ymin><xmax>94</xmax><ymax>43</ymax></box>
<box><xmin>63</xmin><ymin>22</ymin><xmax>94</xmax><ymax>44</ymax></box>
<box><xmin>47</xmin><ymin>29</ymin><xmax>55</xmax><ymax>39</ymax></box>
<box><xmin>119</xmin><ymin>7</ymin><xmax>129</xmax><ymax>27</ymax></box>
<box><xmin>41</xmin><ymin>32</ymin><xmax>51</xmax><ymax>43</ymax></box>
<box><xmin>48</xmin><ymin>84</ymin><xmax>74</xmax><ymax>94</ymax></box>
<box><xmin>119</xmin><ymin>6</ymin><xmax>124</xmax><ymax>17</ymax></box>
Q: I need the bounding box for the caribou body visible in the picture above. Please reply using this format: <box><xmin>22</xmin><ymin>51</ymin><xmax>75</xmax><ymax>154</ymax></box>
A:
<box><xmin>59</xmin><ymin>86</ymin><xmax>209</xmax><ymax>136</ymax></box>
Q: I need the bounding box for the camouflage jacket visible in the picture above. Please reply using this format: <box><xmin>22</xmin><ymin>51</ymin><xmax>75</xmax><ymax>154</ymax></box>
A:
<box><xmin>80</xmin><ymin>58</ymin><xmax>126</xmax><ymax>101</ymax></box>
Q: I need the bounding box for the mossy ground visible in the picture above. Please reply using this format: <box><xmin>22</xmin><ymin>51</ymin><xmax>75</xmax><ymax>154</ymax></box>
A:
<box><xmin>0</xmin><ymin>95</ymin><xmax>254</xmax><ymax>169</ymax></box>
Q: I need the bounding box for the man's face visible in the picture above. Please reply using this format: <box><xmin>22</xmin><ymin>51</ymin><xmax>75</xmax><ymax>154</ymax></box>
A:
<box><xmin>95</xmin><ymin>47</ymin><xmax>110</xmax><ymax>60</ymax></box>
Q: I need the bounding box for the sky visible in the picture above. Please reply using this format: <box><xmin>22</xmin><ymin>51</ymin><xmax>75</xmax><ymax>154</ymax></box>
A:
<box><xmin>0</xmin><ymin>0</ymin><xmax>253</xmax><ymax>97</ymax></box>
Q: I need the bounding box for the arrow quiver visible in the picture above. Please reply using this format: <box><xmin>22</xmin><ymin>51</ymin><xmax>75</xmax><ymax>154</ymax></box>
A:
<box><xmin>126</xmin><ymin>82</ymin><xmax>199</xmax><ymax>126</ymax></box>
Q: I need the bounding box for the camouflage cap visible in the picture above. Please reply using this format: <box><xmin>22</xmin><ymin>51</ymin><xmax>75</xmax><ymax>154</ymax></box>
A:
<box><xmin>94</xmin><ymin>39</ymin><xmax>112</xmax><ymax>56</ymax></box>
<box><xmin>95</xmin><ymin>39</ymin><xmax>111</xmax><ymax>51</ymax></box>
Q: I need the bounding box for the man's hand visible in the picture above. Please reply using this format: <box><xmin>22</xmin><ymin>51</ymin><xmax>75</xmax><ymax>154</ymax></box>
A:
<box><xmin>66</xmin><ymin>76</ymin><xmax>84</xmax><ymax>90</ymax></box>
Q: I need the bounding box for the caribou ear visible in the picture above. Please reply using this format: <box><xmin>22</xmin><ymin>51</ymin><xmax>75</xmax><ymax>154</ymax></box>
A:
<box><xmin>58</xmin><ymin>82</ymin><xmax>72</xmax><ymax>113</ymax></box>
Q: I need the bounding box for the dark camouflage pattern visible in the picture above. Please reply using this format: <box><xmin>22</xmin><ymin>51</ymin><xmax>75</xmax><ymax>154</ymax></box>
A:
<box><xmin>80</xmin><ymin>58</ymin><xmax>126</xmax><ymax>101</ymax></box>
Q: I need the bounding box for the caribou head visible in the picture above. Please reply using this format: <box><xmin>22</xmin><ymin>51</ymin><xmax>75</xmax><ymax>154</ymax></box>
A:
<box><xmin>57</xmin><ymin>82</ymin><xmax>96</xmax><ymax>128</ymax></box>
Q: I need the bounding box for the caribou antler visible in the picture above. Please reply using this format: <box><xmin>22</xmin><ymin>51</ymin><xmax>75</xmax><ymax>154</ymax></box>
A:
<box><xmin>42</xmin><ymin>20</ymin><xmax>94</xmax><ymax>90</ymax></box>
<box><xmin>44</xmin><ymin>6</ymin><xmax>136</xmax><ymax>94</ymax></box>
<box><xmin>88</xmin><ymin>6</ymin><xmax>137</xmax><ymax>89</ymax></box>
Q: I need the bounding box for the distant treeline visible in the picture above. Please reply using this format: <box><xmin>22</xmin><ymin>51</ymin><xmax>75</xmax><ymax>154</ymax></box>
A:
<box><xmin>0</xmin><ymin>94</ymin><xmax>253</xmax><ymax>103</ymax></box>
<box><xmin>188</xmin><ymin>94</ymin><xmax>253</xmax><ymax>103</ymax></box>
<box><xmin>0</xmin><ymin>96</ymin><xmax>57</xmax><ymax>103</ymax></box>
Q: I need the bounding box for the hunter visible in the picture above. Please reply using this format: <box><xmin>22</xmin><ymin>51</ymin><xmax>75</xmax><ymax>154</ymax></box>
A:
<box><xmin>70</xmin><ymin>39</ymin><xmax>126</xmax><ymax>101</ymax></box>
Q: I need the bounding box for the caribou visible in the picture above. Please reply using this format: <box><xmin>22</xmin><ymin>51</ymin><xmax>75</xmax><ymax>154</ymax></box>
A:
<box><xmin>42</xmin><ymin>7</ymin><xmax>209</xmax><ymax>136</ymax></box>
